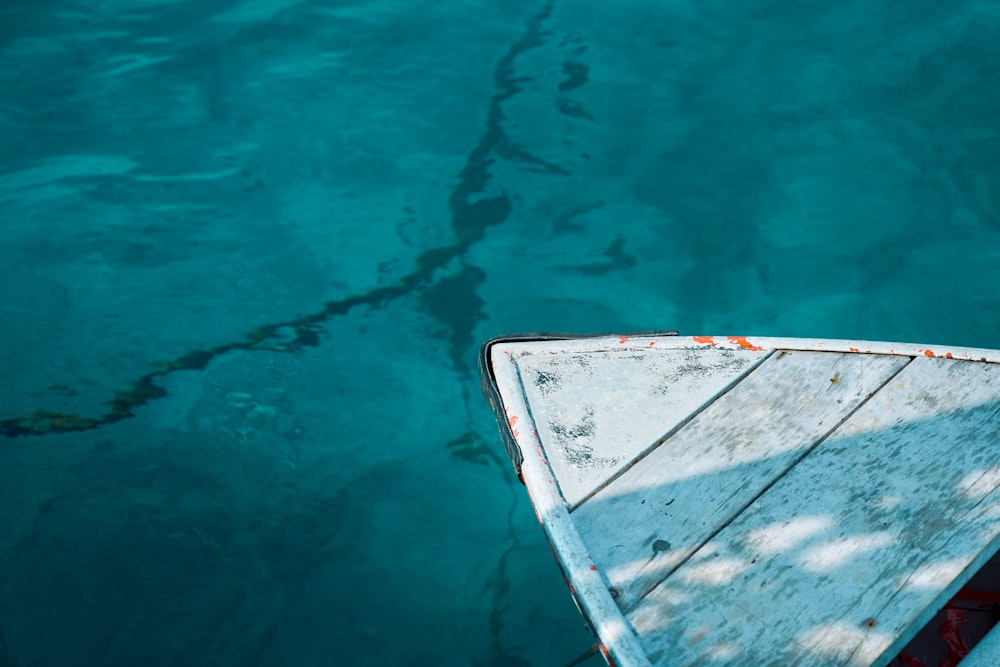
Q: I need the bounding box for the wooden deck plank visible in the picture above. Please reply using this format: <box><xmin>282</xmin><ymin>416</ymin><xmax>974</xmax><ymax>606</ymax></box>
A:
<box><xmin>512</xmin><ymin>346</ymin><xmax>768</xmax><ymax>506</ymax></box>
<box><xmin>571</xmin><ymin>350</ymin><xmax>911</xmax><ymax>612</ymax></box>
<box><xmin>630</xmin><ymin>357</ymin><xmax>1000</xmax><ymax>667</ymax></box>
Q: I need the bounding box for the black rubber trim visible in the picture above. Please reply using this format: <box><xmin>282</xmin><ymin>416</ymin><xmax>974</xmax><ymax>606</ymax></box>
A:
<box><xmin>478</xmin><ymin>330</ymin><xmax>680</xmax><ymax>481</ymax></box>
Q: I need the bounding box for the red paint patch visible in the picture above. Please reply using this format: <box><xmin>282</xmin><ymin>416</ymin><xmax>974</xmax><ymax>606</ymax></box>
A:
<box><xmin>647</xmin><ymin>341</ymin><xmax>656</xmax><ymax>347</ymax></box>
<box><xmin>693</xmin><ymin>335</ymin><xmax>716</xmax><ymax>346</ymax></box>
<box><xmin>589</xmin><ymin>565</ymin><xmax>598</xmax><ymax>571</ymax></box>
<box><xmin>849</xmin><ymin>347</ymin><xmax>860</xmax><ymax>353</ymax></box>
<box><xmin>508</xmin><ymin>415</ymin><xmax>518</xmax><ymax>428</ymax></box>
<box><xmin>939</xmin><ymin>608</ymin><xmax>969</xmax><ymax>667</ymax></box>
<box><xmin>982</xmin><ymin>357</ymin><xmax>988</xmax><ymax>362</ymax></box>
<box><xmin>924</xmin><ymin>349</ymin><xmax>936</xmax><ymax>358</ymax></box>
<box><xmin>619</xmin><ymin>337</ymin><xmax>628</xmax><ymax>344</ymax></box>
<box><xmin>726</xmin><ymin>336</ymin><xmax>764</xmax><ymax>351</ymax></box>
<box><xmin>945</xmin><ymin>352</ymin><xmax>953</xmax><ymax>359</ymax></box>
<box><xmin>953</xmin><ymin>585</ymin><xmax>1000</xmax><ymax>603</ymax></box>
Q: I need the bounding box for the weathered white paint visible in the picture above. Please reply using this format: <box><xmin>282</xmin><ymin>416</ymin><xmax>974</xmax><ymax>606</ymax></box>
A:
<box><xmin>513</xmin><ymin>344</ymin><xmax>767</xmax><ymax>506</ymax></box>
<box><xmin>572</xmin><ymin>350</ymin><xmax>910</xmax><ymax>611</ymax></box>
<box><xmin>488</xmin><ymin>343</ymin><xmax>652</xmax><ymax>667</ymax></box>
<box><xmin>513</xmin><ymin>333</ymin><xmax>1000</xmax><ymax>364</ymax></box>
<box><xmin>629</xmin><ymin>356</ymin><xmax>1000</xmax><ymax>666</ymax></box>
<box><xmin>483</xmin><ymin>335</ymin><xmax>1000</xmax><ymax>667</ymax></box>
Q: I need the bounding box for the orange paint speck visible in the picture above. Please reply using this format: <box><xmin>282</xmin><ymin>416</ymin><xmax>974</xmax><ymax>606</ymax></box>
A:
<box><xmin>508</xmin><ymin>415</ymin><xmax>518</xmax><ymax>428</ymax></box>
<box><xmin>726</xmin><ymin>336</ymin><xmax>764</xmax><ymax>351</ymax></box>
<box><xmin>982</xmin><ymin>357</ymin><xmax>988</xmax><ymax>362</ymax></box>
<box><xmin>693</xmin><ymin>336</ymin><xmax>716</xmax><ymax>346</ymax></box>
<box><xmin>849</xmin><ymin>347</ymin><xmax>860</xmax><ymax>353</ymax></box>
<box><xmin>945</xmin><ymin>352</ymin><xmax>953</xmax><ymax>359</ymax></box>
<box><xmin>511</xmin><ymin>429</ymin><xmax>519</xmax><ymax>438</ymax></box>
<box><xmin>924</xmin><ymin>349</ymin><xmax>936</xmax><ymax>358</ymax></box>
<box><xmin>619</xmin><ymin>337</ymin><xmax>628</xmax><ymax>344</ymax></box>
<box><xmin>589</xmin><ymin>565</ymin><xmax>598</xmax><ymax>571</ymax></box>
<box><xmin>648</xmin><ymin>341</ymin><xmax>656</xmax><ymax>347</ymax></box>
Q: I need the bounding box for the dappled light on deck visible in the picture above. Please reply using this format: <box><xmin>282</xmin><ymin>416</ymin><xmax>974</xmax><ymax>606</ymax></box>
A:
<box><xmin>959</xmin><ymin>466</ymin><xmax>1000</xmax><ymax>501</ymax></box>
<box><xmin>798</xmin><ymin>531</ymin><xmax>897</xmax><ymax>573</ymax></box>
<box><xmin>743</xmin><ymin>515</ymin><xmax>832</xmax><ymax>555</ymax></box>
<box><xmin>795</xmin><ymin>622</ymin><xmax>895</xmax><ymax>667</ymax></box>
<box><xmin>618</xmin><ymin>391</ymin><xmax>1000</xmax><ymax>665</ymax></box>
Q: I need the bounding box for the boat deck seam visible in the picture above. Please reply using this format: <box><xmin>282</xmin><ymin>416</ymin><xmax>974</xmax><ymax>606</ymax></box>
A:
<box><xmin>623</xmin><ymin>352</ymin><xmax>918</xmax><ymax>614</ymax></box>
<box><xmin>567</xmin><ymin>348</ymin><xmax>778</xmax><ymax>513</ymax></box>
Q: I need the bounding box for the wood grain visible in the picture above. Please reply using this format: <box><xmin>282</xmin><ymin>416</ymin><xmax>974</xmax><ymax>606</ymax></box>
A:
<box><xmin>630</xmin><ymin>357</ymin><xmax>1000</xmax><ymax>666</ymax></box>
<box><xmin>514</xmin><ymin>346</ymin><xmax>768</xmax><ymax>506</ymax></box>
<box><xmin>572</xmin><ymin>350</ymin><xmax>911</xmax><ymax>612</ymax></box>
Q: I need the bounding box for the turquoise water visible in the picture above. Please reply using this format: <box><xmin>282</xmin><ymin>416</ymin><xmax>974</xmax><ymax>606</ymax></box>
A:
<box><xmin>1</xmin><ymin>0</ymin><xmax>999</xmax><ymax>665</ymax></box>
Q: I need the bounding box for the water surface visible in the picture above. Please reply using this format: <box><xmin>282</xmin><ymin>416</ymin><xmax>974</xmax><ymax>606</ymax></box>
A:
<box><xmin>1</xmin><ymin>0</ymin><xmax>999</xmax><ymax>665</ymax></box>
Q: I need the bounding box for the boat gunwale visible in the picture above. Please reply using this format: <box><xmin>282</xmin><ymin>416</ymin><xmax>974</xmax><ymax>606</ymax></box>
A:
<box><xmin>501</xmin><ymin>334</ymin><xmax>1000</xmax><ymax>363</ymax></box>
<box><xmin>485</xmin><ymin>338</ymin><xmax>655</xmax><ymax>667</ymax></box>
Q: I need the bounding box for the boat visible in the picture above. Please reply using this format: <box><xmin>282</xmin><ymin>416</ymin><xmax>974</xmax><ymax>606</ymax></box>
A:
<box><xmin>479</xmin><ymin>332</ymin><xmax>1000</xmax><ymax>666</ymax></box>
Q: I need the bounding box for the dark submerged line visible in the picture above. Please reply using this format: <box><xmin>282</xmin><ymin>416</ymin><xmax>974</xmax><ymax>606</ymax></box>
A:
<box><xmin>0</xmin><ymin>0</ymin><xmax>556</xmax><ymax>440</ymax></box>
<box><xmin>0</xmin><ymin>0</ymin><xmax>570</xmax><ymax>664</ymax></box>
<box><xmin>5</xmin><ymin>0</ymin><xmax>566</xmax><ymax>663</ymax></box>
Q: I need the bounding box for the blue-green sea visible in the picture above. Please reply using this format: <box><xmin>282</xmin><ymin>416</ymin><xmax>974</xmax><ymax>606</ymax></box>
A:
<box><xmin>1</xmin><ymin>1</ymin><xmax>999</xmax><ymax>665</ymax></box>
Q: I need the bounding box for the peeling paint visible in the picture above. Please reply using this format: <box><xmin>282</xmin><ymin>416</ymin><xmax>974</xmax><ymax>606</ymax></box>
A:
<box><xmin>693</xmin><ymin>336</ymin><xmax>716</xmax><ymax>346</ymax></box>
<box><xmin>726</xmin><ymin>336</ymin><xmax>764</xmax><ymax>351</ymax></box>
<box><xmin>536</xmin><ymin>446</ymin><xmax>548</xmax><ymax>465</ymax></box>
